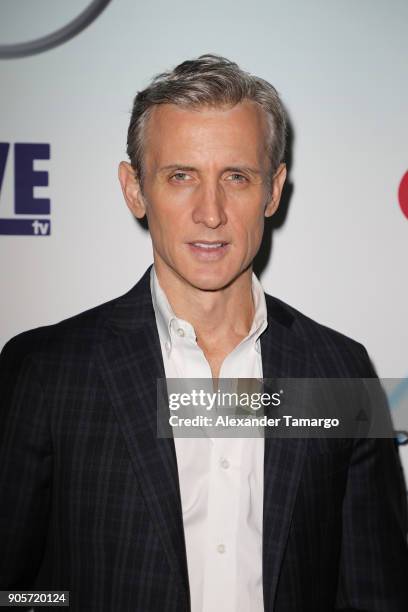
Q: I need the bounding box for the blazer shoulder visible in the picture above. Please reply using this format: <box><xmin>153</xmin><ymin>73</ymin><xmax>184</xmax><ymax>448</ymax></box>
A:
<box><xmin>1</xmin><ymin>266</ymin><xmax>154</xmax><ymax>362</ymax></box>
<box><xmin>0</xmin><ymin>266</ymin><xmax>152</xmax><ymax>377</ymax></box>
<box><xmin>264</xmin><ymin>293</ymin><xmax>376</xmax><ymax>377</ymax></box>
<box><xmin>0</xmin><ymin>292</ymin><xmax>123</xmax><ymax>366</ymax></box>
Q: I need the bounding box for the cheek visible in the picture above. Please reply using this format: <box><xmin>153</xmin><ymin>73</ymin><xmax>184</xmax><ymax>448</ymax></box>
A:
<box><xmin>150</xmin><ymin>186</ymin><xmax>193</xmax><ymax>222</ymax></box>
<box><xmin>235</xmin><ymin>211</ymin><xmax>265</xmax><ymax>243</ymax></box>
<box><xmin>249</xmin><ymin>224</ymin><xmax>265</xmax><ymax>253</ymax></box>
<box><xmin>243</xmin><ymin>216</ymin><xmax>265</xmax><ymax>259</ymax></box>
<box><xmin>145</xmin><ymin>199</ymin><xmax>178</xmax><ymax>238</ymax></box>
<box><xmin>145</xmin><ymin>207</ymin><xmax>184</xmax><ymax>260</ymax></box>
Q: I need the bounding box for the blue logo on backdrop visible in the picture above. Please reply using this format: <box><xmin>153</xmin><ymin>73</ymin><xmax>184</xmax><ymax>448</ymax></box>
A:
<box><xmin>0</xmin><ymin>142</ymin><xmax>51</xmax><ymax>236</ymax></box>
<box><xmin>388</xmin><ymin>378</ymin><xmax>408</xmax><ymax>446</ymax></box>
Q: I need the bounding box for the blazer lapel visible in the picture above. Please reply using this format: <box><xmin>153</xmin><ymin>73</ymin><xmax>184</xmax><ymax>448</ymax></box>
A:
<box><xmin>261</xmin><ymin>295</ymin><xmax>314</xmax><ymax>611</ymax></box>
<box><xmin>97</xmin><ymin>267</ymin><xmax>190</xmax><ymax>605</ymax></box>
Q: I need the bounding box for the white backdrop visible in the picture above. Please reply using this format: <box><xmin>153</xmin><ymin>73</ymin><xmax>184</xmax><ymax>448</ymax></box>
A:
<box><xmin>1</xmin><ymin>0</ymin><xmax>407</xmax><ymax>476</ymax></box>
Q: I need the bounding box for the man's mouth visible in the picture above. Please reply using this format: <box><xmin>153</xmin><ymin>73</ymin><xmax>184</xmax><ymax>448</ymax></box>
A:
<box><xmin>189</xmin><ymin>241</ymin><xmax>227</xmax><ymax>249</ymax></box>
<box><xmin>187</xmin><ymin>241</ymin><xmax>229</xmax><ymax>260</ymax></box>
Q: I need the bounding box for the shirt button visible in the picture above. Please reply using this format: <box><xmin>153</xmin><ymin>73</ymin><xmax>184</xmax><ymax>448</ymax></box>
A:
<box><xmin>220</xmin><ymin>458</ymin><xmax>230</xmax><ymax>469</ymax></box>
<box><xmin>176</xmin><ymin>328</ymin><xmax>185</xmax><ymax>337</ymax></box>
<box><xmin>165</xmin><ymin>341</ymin><xmax>171</xmax><ymax>353</ymax></box>
<box><xmin>216</xmin><ymin>544</ymin><xmax>226</xmax><ymax>554</ymax></box>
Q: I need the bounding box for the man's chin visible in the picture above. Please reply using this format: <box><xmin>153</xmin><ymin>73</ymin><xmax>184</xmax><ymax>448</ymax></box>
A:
<box><xmin>155</xmin><ymin>257</ymin><xmax>247</xmax><ymax>292</ymax></box>
<box><xmin>180</xmin><ymin>269</ymin><xmax>243</xmax><ymax>293</ymax></box>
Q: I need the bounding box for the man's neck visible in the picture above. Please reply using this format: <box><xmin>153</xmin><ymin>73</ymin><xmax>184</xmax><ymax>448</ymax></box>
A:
<box><xmin>154</xmin><ymin>262</ymin><xmax>255</xmax><ymax>350</ymax></box>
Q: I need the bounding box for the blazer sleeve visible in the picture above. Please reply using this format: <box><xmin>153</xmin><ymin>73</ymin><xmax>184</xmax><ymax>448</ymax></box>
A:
<box><xmin>335</xmin><ymin>349</ymin><xmax>408</xmax><ymax>611</ymax></box>
<box><xmin>0</xmin><ymin>335</ymin><xmax>52</xmax><ymax>589</ymax></box>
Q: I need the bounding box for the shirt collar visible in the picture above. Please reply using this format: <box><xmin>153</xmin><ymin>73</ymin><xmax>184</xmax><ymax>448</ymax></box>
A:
<box><xmin>150</xmin><ymin>265</ymin><xmax>268</xmax><ymax>354</ymax></box>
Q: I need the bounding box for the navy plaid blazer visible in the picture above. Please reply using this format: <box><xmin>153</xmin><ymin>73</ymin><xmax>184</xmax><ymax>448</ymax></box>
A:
<box><xmin>1</xmin><ymin>265</ymin><xmax>407</xmax><ymax>611</ymax></box>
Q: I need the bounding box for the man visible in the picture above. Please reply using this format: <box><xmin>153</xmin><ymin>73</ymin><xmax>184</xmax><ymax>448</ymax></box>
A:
<box><xmin>0</xmin><ymin>54</ymin><xmax>407</xmax><ymax>611</ymax></box>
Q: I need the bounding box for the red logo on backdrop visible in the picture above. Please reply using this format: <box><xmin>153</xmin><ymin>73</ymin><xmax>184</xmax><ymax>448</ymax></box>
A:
<box><xmin>398</xmin><ymin>171</ymin><xmax>408</xmax><ymax>220</ymax></box>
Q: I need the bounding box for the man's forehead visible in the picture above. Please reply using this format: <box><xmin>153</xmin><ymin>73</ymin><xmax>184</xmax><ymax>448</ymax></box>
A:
<box><xmin>143</xmin><ymin>100</ymin><xmax>270</xmax><ymax>164</ymax></box>
<box><xmin>148</xmin><ymin>99</ymin><xmax>267</xmax><ymax>126</ymax></box>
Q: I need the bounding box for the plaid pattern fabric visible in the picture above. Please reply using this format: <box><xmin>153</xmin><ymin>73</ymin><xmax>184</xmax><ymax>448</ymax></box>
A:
<box><xmin>1</xmin><ymin>265</ymin><xmax>407</xmax><ymax>611</ymax></box>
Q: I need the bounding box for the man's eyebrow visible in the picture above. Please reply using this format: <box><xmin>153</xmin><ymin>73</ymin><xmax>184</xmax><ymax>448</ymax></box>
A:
<box><xmin>158</xmin><ymin>164</ymin><xmax>262</xmax><ymax>174</ymax></box>
<box><xmin>158</xmin><ymin>164</ymin><xmax>196</xmax><ymax>172</ymax></box>
<box><xmin>223</xmin><ymin>166</ymin><xmax>262</xmax><ymax>175</ymax></box>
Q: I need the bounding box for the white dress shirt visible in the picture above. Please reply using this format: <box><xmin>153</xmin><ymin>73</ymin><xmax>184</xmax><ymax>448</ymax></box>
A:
<box><xmin>150</xmin><ymin>266</ymin><xmax>268</xmax><ymax>612</ymax></box>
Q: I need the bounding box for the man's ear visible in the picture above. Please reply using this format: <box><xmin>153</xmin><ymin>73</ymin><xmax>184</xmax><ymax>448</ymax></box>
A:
<box><xmin>118</xmin><ymin>161</ymin><xmax>147</xmax><ymax>219</ymax></box>
<box><xmin>264</xmin><ymin>163</ymin><xmax>287</xmax><ymax>218</ymax></box>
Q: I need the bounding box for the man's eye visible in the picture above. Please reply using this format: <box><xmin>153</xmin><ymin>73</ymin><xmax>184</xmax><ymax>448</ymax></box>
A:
<box><xmin>170</xmin><ymin>172</ymin><xmax>191</xmax><ymax>181</ymax></box>
<box><xmin>227</xmin><ymin>173</ymin><xmax>247</xmax><ymax>182</ymax></box>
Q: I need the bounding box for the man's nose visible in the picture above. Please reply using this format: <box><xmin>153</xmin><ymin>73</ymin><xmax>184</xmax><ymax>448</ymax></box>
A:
<box><xmin>191</xmin><ymin>182</ymin><xmax>228</xmax><ymax>228</ymax></box>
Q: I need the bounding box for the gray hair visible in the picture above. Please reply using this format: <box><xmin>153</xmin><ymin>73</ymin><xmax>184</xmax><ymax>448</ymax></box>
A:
<box><xmin>127</xmin><ymin>54</ymin><xmax>287</xmax><ymax>187</ymax></box>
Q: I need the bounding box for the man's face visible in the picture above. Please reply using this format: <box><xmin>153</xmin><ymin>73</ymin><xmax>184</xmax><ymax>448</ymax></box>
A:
<box><xmin>119</xmin><ymin>100</ymin><xmax>286</xmax><ymax>292</ymax></box>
